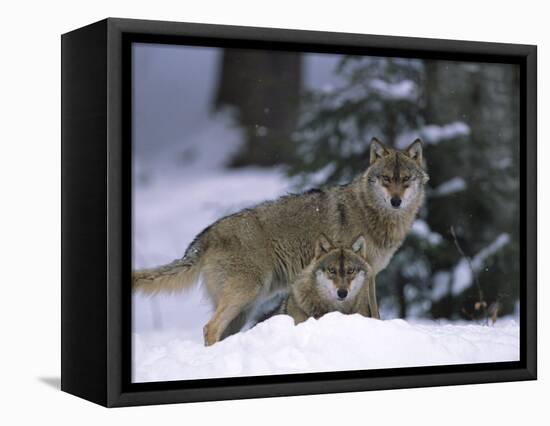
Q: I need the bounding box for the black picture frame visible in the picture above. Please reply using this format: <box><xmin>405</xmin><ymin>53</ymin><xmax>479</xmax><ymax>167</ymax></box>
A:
<box><xmin>61</xmin><ymin>17</ymin><xmax>537</xmax><ymax>407</ymax></box>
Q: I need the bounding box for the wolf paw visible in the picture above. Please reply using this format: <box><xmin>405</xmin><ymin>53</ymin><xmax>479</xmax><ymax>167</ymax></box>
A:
<box><xmin>203</xmin><ymin>324</ymin><xmax>218</xmax><ymax>346</ymax></box>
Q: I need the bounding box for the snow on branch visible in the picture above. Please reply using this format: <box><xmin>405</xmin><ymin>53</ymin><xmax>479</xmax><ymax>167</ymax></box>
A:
<box><xmin>396</xmin><ymin>121</ymin><xmax>470</xmax><ymax>149</ymax></box>
<box><xmin>422</xmin><ymin>122</ymin><xmax>470</xmax><ymax>145</ymax></box>
<box><xmin>451</xmin><ymin>232</ymin><xmax>510</xmax><ymax>296</ymax></box>
<box><xmin>369</xmin><ymin>79</ymin><xmax>417</xmax><ymax>101</ymax></box>
<box><xmin>410</xmin><ymin>220</ymin><xmax>443</xmax><ymax>246</ymax></box>
<box><xmin>431</xmin><ymin>177</ymin><xmax>467</xmax><ymax>197</ymax></box>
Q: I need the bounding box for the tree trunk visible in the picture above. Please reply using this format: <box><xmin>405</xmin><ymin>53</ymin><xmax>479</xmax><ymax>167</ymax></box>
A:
<box><xmin>213</xmin><ymin>49</ymin><xmax>303</xmax><ymax>167</ymax></box>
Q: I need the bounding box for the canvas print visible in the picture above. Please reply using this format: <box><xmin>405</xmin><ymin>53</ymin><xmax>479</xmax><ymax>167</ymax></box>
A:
<box><xmin>131</xmin><ymin>42</ymin><xmax>520</xmax><ymax>383</ymax></box>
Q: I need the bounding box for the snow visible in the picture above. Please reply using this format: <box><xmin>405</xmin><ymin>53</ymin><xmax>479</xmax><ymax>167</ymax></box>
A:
<box><xmin>292</xmin><ymin>162</ymin><xmax>337</xmax><ymax>187</ymax></box>
<box><xmin>422</xmin><ymin>122</ymin><xmax>471</xmax><ymax>144</ymax></box>
<box><xmin>369</xmin><ymin>79</ymin><xmax>417</xmax><ymax>100</ymax></box>
<box><xmin>452</xmin><ymin>233</ymin><xmax>511</xmax><ymax>295</ymax></box>
<box><xmin>133</xmin><ymin>313</ymin><xmax>519</xmax><ymax>382</ymax></box>
<box><xmin>452</xmin><ymin>260</ymin><xmax>474</xmax><ymax>296</ymax></box>
<box><xmin>410</xmin><ymin>219</ymin><xmax>443</xmax><ymax>245</ymax></box>
<box><xmin>431</xmin><ymin>271</ymin><xmax>452</xmax><ymax>301</ymax></box>
<box><xmin>471</xmin><ymin>233</ymin><xmax>511</xmax><ymax>271</ymax></box>
<box><xmin>395</xmin><ymin>121</ymin><xmax>471</xmax><ymax>149</ymax></box>
<box><xmin>432</xmin><ymin>177</ymin><xmax>467</xmax><ymax>197</ymax></box>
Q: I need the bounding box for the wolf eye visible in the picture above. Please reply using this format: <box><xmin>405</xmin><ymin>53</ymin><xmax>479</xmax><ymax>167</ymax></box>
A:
<box><xmin>347</xmin><ymin>268</ymin><xmax>355</xmax><ymax>275</ymax></box>
<box><xmin>327</xmin><ymin>267</ymin><xmax>336</xmax><ymax>275</ymax></box>
<box><xmin>402</xmin><ymin>176</ymin><xmax>410</xmax><ymax>182</ymax></box>
<box><xmin>381</xmin><ymin>176</ymin><xmax>391</xmax><ymax>184</ymax></box>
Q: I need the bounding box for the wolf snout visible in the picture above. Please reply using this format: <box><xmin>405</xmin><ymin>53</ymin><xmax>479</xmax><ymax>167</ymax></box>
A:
<box><xmin>390</xmin><ymin>197</ymin><xmax>402</xmax><ymax>208</ymax></box>
<box><xmin>337</xmin><ymin>288</ymin><xmax>348</xmax><ymax>300</ymax></box>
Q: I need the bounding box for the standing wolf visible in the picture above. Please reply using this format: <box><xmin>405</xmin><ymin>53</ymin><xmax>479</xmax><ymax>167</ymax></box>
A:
<box><xmin>280</xmin><ymin>234</ymin><xmax>373</xmax><ymax>324</ymax></box>
<box><xmin>133</xmin><ymin>138</ymin><xmax>429</xmax><ymax>345</ymax></box>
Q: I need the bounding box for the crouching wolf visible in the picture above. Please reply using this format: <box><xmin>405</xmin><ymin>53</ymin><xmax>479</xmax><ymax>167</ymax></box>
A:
<box><xmin>280</xmin><ymin>234</ymin><xmax>373</xmax><ymax>324</ymax></box>
<box><xmin>133</xmin><ymin>138</ymin><xmax>429</xmax><ymax>346</ymax></box>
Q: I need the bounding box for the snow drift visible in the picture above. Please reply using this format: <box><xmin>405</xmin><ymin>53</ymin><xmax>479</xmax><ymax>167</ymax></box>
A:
<box><xmin>133</xmin><ymin>313</ymin><xmax>519</xmax><ymax>382</ymax></box>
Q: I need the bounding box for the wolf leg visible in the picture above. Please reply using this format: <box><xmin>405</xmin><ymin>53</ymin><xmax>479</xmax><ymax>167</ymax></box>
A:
<box><xmin>203</xmin><ymin>281</ymin><xmax>261</xmax><ymax>346</ymax></box>
<box><xmin>354</xmin><ymin>284</ymin><xmax>371</xmax><ymax>318</ymax></box>
<box><xmin>284</xmin><ymin>296</ymin><xmax>310</xmax><ymax>325</ymax></box>
<box><xmin>368</xmin><ymin>274</ymin><xmax>380</xmax><ymax>319</ymax></box>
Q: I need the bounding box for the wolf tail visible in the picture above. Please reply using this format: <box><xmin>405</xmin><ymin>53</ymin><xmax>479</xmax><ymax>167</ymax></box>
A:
<box><xmin>132</xmin><ymin>234</ymin><xmax>207</xmax><ymax>294</ymax></box>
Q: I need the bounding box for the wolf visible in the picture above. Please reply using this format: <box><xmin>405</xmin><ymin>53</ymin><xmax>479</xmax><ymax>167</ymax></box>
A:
<box><xmin>279</xmin><ymin>234</ymin><xmax>373</xmax><ymax>324</ymax></box>
<box><xmin>133</xmin><ymin>138</ymin><xmax>429</xmax><ymax>345</ymax></box>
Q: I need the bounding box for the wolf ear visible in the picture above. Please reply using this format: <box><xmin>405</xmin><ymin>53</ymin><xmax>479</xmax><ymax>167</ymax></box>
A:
<box><xmin>369</xmin><ymin>137</ymin><xmax>389</xmax><ymax>165</ymax></box>
<box><xmin>405</xmin><ymin>138</ymin><xmax>423</xmax><ymax>166</ymax></box>
<box><xmin>315</xmin><ymin>234</ymin><xmax>333</xmax><ymax>258</ymax></box>
<box><xmin>352</xmin><ymin>235</ymin><xmax>367</xmax><ymax>259</ymax></box>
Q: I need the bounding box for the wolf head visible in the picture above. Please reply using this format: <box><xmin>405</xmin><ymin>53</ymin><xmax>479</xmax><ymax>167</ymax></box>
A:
<box><xmin>364</xmin><ymin>137</ymin><xmax>429</xmax><ymax>212</ymax></box>
<box><xmin>312</xmin><ymin>234</ymin><xmax>371</xmax><ymax>305</ymax></box>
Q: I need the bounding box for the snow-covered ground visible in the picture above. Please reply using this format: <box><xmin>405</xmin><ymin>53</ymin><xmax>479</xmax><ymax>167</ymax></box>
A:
<box><xmin>132</xmin><ymin>44</ymin><xmax>519</xmax><ymax>383</ymax></box>
<box><xmin>133</xmin><ymin>313</ymin><xmax>519</xmax><ymax>382</ymax></box>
